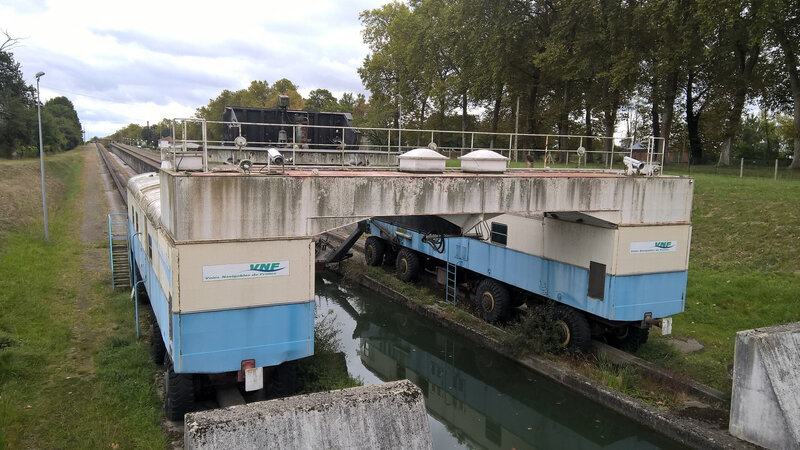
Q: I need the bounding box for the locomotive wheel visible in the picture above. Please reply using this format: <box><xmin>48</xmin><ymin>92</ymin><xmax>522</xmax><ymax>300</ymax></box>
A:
<box><xmin>150</xmin><ymin>318</ymin><xmax>166</xmax><ymax>365</ymax></box>
<box><xmin>364</xmin><ymin>236</ymin><xmax>386</xmax><ymax>266</ymax></box>
<box><xmin>552</xmin><ymin>305</ymin><xmax>591</xmax><ymax>353</ymax></box>
<box><xmin>395</xmin><ymin>248</ymin><xmax>420</xmax><ymax>282</ymax></box>
<box><xmin>163</xmin><ymin>356</ymin><xmax>194</xmax><ymax>421</ymax></box>
<box><xmin>608</xmin><ymin>325</ymin><xmax>649</xmax><ymax>352</ymax></box>
<box><xmin>475</xmin><ymin>279</ymin><xmax>511</xmax><ymax>323</ymax></box>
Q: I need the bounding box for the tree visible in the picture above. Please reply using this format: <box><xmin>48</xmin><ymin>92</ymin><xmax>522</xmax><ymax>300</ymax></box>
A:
<box><xmin>701</xmin><ymin>0</ymin><xmax>766</xmax><ymax>166</ymax></box>
<box><xmin>0</xmin><ymin>46</ymin><xmax>36</xmax><ymax>157</ymax></box>
<box><xmin>195</xmin><ymin>79</ymin><xmax>304</xmax><ymax>141</ymax></box>
<box><xmin>764</xmin><ymin>0</ymin><xmax>800</xmax><ymax>168</ymax></box>
<box><xmin>43</xmin><ymin>96</ymin><xmax>82</xmax><ymax>150</ymax></box>
<box><xmin>306</xmin><ymin>89</ymin><xmax>338</xmax><ymax>111</ymax></box>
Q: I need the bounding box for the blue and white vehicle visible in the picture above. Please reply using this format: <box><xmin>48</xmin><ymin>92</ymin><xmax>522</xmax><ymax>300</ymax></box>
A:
<box><xmin>127</xmin><ymin>173</ymin><xmax>314</xmax><ymax>419</ymax></box>
<box><xmin>364</xmin><ymin>211</ymin><xmax>690</xmax><ymax>352</ymax></box>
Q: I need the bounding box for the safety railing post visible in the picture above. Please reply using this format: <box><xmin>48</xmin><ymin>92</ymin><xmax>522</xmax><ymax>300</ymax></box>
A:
<box><xmin>201</xmin><ymin>119</ymin><xmax>208</xmax><ymax>172</ymax></box>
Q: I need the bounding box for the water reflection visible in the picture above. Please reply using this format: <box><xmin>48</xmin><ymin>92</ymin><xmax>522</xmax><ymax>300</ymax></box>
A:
<box><xmin>315</xmin><ymin>273</ymin><xmax>684</xmax><ymax>450</ymax></box>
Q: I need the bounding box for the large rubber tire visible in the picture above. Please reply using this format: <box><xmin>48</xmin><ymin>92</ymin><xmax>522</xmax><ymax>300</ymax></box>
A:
<box><xmin>608</xmin><ymin>325</ymin><xmax>650</xmax><ymax>352</ymax></box>
<box><xmin>552</xmin><ymin>306</ymin><xmax>591</xmax><ymax>353</ymax></box>
<box><xmin>267</xmin><ymin>361</ymin><xmax>298</xmax><ymax>399</ymax></box>
<box><xmin>163</xmin><ymin>357</ymin><xmax>194</xmax><ymax>421</ymax></box>
<box><xmin>150</xmin><ymin>318</ymin><xmax>166</xmax><ymax>365</ymax></box>
<box><xmin>364</xmin><ymin>236</ymin><xmax>386</xmax><ymax>266</ymax></box>
<box><xmin>395</xmin><ymin>248</ymin><xmax>421</xmax><ymax>282</ymax></box>
<box><xmin>475</xmin><ymin>279</ymin><xmax>511</xmax><ymax>323</ymax></box>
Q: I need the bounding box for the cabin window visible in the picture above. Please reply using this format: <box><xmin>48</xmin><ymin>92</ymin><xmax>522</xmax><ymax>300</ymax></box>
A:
<box><xmin>147</xmin><ymin>235</ymin><xmax>153</xmax><ymax>261</ymax></box>
<box><xmin>490</xmin><ymin>222</ymin><xmax>508</xmax><ymax>246</ymax></box>
<box><xmin>135</xmin><ymin>211</ymin><xmax>139</xmax><ymax>233</ymax></box>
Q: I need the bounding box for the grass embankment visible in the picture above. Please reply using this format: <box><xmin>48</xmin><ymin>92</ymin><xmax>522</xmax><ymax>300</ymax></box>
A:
<box><xmin>0</xmin><ymin>149</ymin><xmax>166</xmax><ymax>448</ymax></box>
<box><xmin>638</xmin><ymin>174</ymin><xmax>800</xmax><ymax>392</ymax></box>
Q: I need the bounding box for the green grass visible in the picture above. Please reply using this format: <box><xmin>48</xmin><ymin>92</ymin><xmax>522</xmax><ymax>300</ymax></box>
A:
<box><xmin>637</xmin><ymin>173</ymin><xmax>800</xmax><ymax>392</ymax></box>
<box><xmin>666</xmin><ymin>162</ymin><xmax>800</xmax><ymax>181</ymax></box>
<box><xmin>0</xmin><ymin>149</ymin><xmax>166</xmax><ymax>448</ymax></box>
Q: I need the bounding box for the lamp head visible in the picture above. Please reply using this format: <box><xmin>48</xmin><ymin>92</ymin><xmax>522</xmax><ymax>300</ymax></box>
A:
<box><xmin>35</xmin><ymin>71</ymin><xmax>45</xmax><ymax>79</ymax></box>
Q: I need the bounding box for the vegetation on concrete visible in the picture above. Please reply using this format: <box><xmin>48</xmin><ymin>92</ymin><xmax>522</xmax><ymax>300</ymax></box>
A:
<box><xmin>502</xmin><ymin>304</ymin><xmax>561</xmax><ymax>356</ymax></box>
<box><xmin>296</xmin><ymin>310</ymin><xmax>362</xmax><ymax>394</ymax></box>
<box><xmin>578</xmin><ymin>355</ymin><xmax>684</xmax><ymax>409</ymax></box>
<box><xmin>0</xmin><ymin>149</ymin><xmax>166</xmax><ymax>447</ymax></box>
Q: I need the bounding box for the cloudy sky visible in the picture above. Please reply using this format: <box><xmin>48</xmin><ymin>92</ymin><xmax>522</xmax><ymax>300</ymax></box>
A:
<box><xmin>2</xmin><ymin>0</ymin><xmax>386</xmax><ymax>139</ymax></box>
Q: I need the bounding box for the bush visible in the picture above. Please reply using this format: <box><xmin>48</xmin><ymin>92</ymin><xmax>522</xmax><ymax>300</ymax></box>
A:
<box><xmin>503</xmin><ymin>304</ymin><xmax>561</xmax><ymax>355</ymax></box>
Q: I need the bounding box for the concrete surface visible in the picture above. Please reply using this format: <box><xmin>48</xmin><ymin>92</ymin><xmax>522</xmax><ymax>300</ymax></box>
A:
<box><xmin>160</xmin><ymin>168</ymin><xmax>694</xmax><ymax>241</ymax></box>
<box><xmin>729</xmin><ymin>321</ymin><xmax>800</xmax><ymax>449</ymax></box>
<box><xmin>184</xmin><ymin>380</ymin><xmax>432</xmax><ymax>450</ymax></box>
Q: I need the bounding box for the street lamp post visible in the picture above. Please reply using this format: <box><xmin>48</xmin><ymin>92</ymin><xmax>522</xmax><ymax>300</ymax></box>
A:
<box><xmin>36</xmin><ymin>71</ymin><xmax>49</xmax><ymax>241</ymax></box>
<box><xmin>397</xmin><ymin>94</ymin><xmax>403</xmax><ymax>153</ymax></box>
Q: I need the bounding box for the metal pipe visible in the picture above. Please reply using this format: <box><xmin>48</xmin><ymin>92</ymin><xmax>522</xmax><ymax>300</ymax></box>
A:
<box><xmin>740</xmin><ymin>157</ymin><xmax>744</xmax><ymax>178</ymax></box>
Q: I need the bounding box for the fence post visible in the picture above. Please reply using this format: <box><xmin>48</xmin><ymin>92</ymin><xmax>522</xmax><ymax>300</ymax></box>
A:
<box><xmin>775</xmin><ymin>159</ymin><xmax>779</xmax><ymax>180</ymax></box>
<box><xmin>740</xmin><ymin>157</ymin><xmax>744</xmax><ymax>178</ymax></box>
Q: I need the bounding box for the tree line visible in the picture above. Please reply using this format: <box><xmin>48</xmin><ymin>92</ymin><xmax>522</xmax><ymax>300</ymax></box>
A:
<box><xmin>108</xmin><ymin>0</ymin><xmax>799</xmax><ymax>168</ymax></box>
<box><xmin>0</xmin><ymin>35</ymin><xmax>83</xmax><ymax>158</ymax></box>
<box><xmin>358</xmin><ymin>0</ymin><xmax>800</xmax><ymax>167</ymax></box>
<box><xmin>110</xmin><ymin>78</ymin><xmax>369</xmax><ymax>146</ymax></box>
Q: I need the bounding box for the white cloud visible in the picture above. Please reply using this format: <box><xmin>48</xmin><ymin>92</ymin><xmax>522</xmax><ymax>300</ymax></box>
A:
<box><xmin>2</xmin><ymin>0</ymin><xmax>384</xmax><ymax>138</ymax></box>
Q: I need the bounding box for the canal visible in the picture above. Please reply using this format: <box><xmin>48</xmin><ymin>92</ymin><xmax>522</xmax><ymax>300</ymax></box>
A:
<box><xmin>315</xmin><ymin>272</ymin><xmax>685</xmax><ymax>450</ymax></box>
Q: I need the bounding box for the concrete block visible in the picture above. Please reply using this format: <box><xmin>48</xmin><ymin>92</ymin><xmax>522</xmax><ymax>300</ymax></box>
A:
<box><xmin>730</xmin><ymin>321</ymin><xmax>800</xmax><ymax>449</ymax></box>
<box><xmin>185</xmin><ymin>380</ymin><xmax>432</xmax><ymax>449</ymax></box>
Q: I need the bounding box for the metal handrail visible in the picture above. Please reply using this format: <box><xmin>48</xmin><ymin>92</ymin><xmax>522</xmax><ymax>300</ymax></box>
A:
<box><xmin>166</xmin><ymin>117</ymin><xmax>665</xmax><ymax>175</ymax></box>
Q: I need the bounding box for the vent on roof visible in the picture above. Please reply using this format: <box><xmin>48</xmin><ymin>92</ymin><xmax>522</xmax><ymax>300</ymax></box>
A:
<box><xmin>459</xmin><ymin>149</ymin><xmax>508</xmax><ymax>173</ymax></box>
<box><xmin>397</xmin><ymin>148</ymin><xmax>447</xmax><ymax>173</ymax></box>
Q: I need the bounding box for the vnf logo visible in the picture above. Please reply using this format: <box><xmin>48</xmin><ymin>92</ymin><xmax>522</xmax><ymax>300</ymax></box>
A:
<box><xmin>248</xmin><ymin>262</ymin><xmax>285</xmax><ymax>273</ymax></box>
<box><xmin>654</xmin><ymin>241</ymin><xmax>674</xmax><ymax>249</ymax></box>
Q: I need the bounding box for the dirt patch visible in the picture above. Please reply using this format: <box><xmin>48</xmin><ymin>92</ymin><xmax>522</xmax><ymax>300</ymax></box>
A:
<box><xmin>678</xmin><ymin>404</ymin><xmax>730</xmax><ymax>430</ymax></box>
<box><xmin>80</xmin><ymin>148</ymin><xmax>108</xmax><ymax>246</ymax></box>
<box><xmin>63</xmin><ymin>148</ymin><xmax>113</xmax><ymax>378</ymax></box>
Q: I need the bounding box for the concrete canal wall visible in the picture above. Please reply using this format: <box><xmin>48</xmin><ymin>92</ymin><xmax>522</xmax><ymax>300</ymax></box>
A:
<box><xmin>184</xmin><ymin>380</ymin><xmax>432</xmax><ymax>449</ymax></box>
<box><xmin>730</xmin><ymin>321</ymin><xmax>800</xmax><ymax>449</ymax></box>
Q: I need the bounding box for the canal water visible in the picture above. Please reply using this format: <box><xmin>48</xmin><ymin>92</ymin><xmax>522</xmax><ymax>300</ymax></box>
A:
<box><xmin>315</xmin><ymin>272</ymin><xmax>685</xmax><ymax>450</ymax></box>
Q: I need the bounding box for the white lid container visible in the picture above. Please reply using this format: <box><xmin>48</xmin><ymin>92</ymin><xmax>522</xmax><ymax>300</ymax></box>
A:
<box><xmin>459</xmin><ymin>149</ymin><xmax>508</xmax><ymax>173</ymax></box>
<box><xmin>397</xmin><ymin>148</ymin><xmax>447</xmax><ymax>173</ymax></box>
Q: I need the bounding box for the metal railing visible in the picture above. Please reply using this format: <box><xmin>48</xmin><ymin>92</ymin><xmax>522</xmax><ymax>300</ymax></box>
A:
<box><xmin>164</xmin><ymin>118</ymin><xmax>665</xmax><ymax>175</ymax></box>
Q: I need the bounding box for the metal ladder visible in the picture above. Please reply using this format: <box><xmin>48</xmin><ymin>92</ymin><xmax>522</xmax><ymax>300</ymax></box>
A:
<box><xmin>445</xmin><ymin>262</ymin><xmax>457</xmax><ymax>305</ymax></box>
<box><xmin>107</xmin><ymin>213</ymin><xmax>130</xmax><ymax>289</ymax></box>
